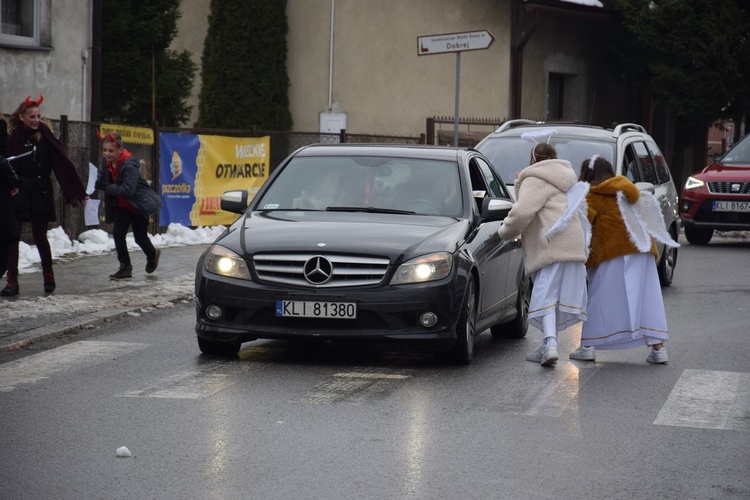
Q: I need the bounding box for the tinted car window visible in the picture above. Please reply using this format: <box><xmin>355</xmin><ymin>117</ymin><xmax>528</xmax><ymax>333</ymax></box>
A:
<box><xmin>623</xmin><ymin>145</ymin><xmax>640</xmax><ymax>182</ymax></box>
<box><xmin>634</xmin><ymin>141</ymin><xmax>658</xmax><ymax>184</ymax></box>
<box><xmin>473</xmin><ymin>156</ymin><xmax>508</xmax><ymax>198</ymax></box>
<box><xmin>721</xmin><ymin>133</ymin><xmax>750</xmax><ymax>164</ymax></box>
<box><xmin>256</xmin><ymin>156</ymin><xmax>463</xmax><ymax>216</ymax></box>
<box><xmin>646</xmin><ymin>140</ymin><xmax>671</xmax><ymax>184</ymax></box>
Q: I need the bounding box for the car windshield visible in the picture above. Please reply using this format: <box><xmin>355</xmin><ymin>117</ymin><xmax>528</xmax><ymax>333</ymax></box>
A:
<box><xmin>255</xmin><ymin>155</ymin><xmax>463</xmax><ymax>217</ymax></box>
<box><xmin>720</xmin><ymin>135</ymin><xmax>750</xmax><ymax>164</ymax></box>
<box><xmin>479</xmin><ymin>136</ymin><xmax>615</xmax><ymax>184</ymax></box>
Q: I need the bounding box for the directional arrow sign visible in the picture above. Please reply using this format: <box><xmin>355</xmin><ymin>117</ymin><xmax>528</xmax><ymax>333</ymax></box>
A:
<box><xmin>417</xmin><ymin>30</ymin><xmax>495</xmax><ymax>56</ymax></box>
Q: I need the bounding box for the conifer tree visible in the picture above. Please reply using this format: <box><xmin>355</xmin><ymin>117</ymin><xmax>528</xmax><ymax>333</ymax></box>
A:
<box><xmin>608</xmin><ymin>0</ymin><xmax>749</xmax><ymax>175</ymax></box>
<box><xmin>101</xmin><ymin>0</ymin><xmax>196</xmax><ymax>126</ymax></box>
<box><xmin>197</xmin><ymin>0</ymin><xmax>292</xmax><ymax>130</ymax></box>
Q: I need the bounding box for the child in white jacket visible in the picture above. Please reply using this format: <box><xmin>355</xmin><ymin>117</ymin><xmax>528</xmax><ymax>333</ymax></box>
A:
<box><xmin>497</xmin><ymin>143</ymin><xmax>590</xmax><ymax>366</ymax></box>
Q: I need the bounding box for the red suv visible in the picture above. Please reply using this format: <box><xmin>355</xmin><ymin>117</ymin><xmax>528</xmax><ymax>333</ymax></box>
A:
<box><xmin>681</xmin><ymin>132</ymin><xmax>750</xmax><ymax>244</ymax></box>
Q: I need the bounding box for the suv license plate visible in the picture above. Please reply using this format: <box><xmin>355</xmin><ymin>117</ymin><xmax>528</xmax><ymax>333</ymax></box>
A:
<box><xmin>275</xmin><ymin>300</ymin><xmax>357</xmax><ymax>319</ymax></box>
<box><xmin>712</xmin><ymin>200</ymin><xmax>750</xmax><ymax>212</ymax></box>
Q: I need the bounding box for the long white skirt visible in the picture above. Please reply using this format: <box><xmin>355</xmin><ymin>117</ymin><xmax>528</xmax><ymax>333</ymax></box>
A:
<box><xmin>581</xmin><ymin>253</ymin><xmax>669</xmax><ymax>350</ymax></box>
<box><xmin>529</xmin><ymin>261</ymin><xmax>588</xmax><ymax>332</ymax></box>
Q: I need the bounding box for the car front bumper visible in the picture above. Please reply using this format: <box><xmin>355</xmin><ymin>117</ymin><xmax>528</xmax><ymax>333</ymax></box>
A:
<box><xmin>194</xmin><ymin>266</ymin><xmax>466</xmax><ymax>350</ymax></box>
<box><xmin>681</xmin><ymin>193</ymin><xmax>750</xmax><ymax>231</ymax></box>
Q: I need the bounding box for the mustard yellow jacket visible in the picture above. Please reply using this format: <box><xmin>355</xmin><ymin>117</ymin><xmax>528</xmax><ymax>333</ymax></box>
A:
<box><xmin>586</xmin><ymin>176</ymin><xmax>657</xmax><ymax>269</ymax></box>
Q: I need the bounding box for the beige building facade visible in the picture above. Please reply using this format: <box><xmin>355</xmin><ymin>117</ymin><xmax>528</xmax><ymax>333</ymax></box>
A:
<box><xmin>285</xmin><ymin>0</ymin><xmax>513</xmax><ymax>136</ymax></box>
<box><xmin>173</xmin><ymin>1</ymin><xmax>640</xmax><ymax>139</ymax></box>
<box><xmin>0</xmin><ymin>0</ymin><xmax>93</xmax><ymax>120</ymax></box>
<box><xmin>176</xmin><ymin>0</ymin><xmax>515</xmax><ymax>137</ymax></box>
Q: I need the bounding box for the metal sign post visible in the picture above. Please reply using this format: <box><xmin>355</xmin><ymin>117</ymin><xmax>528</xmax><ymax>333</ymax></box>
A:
<box><xmin>417</xmin><ymin>30</ymin><xmax>495</xmax><ymax>146</ymax></box>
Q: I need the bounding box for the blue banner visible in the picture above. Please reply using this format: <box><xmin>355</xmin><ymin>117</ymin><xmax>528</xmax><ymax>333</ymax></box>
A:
<box><xmin>159</xmin><ymin>133</ymin><xmax>201</xmax><ymax>226</ymax></box>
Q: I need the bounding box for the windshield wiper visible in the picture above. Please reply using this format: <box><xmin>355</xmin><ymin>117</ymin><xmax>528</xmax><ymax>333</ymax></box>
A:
<box><xmin>325</xmin><ymin>206</ymin><xmax>416</xmax><ymax>215</ymax></box>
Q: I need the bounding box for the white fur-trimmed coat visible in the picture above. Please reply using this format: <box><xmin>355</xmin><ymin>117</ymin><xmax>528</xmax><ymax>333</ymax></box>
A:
<box><xmin>497</xmin><ymin>158</ymin><xmax>589</xmax><ymax>275</ymax></box>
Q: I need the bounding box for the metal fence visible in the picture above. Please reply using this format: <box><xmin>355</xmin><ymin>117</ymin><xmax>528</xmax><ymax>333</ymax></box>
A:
<box><xmin>27</xmin><ymin>118</ymin><xmax>425</xmax><ymax>241</ymax></box>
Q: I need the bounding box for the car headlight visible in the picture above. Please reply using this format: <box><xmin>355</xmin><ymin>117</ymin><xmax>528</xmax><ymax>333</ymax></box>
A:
<box><xmin>684</xmin><ymin>176</ymin><xmax>705</xmax><ymax>190</ymax></box>
<box><xmin>204</xmin><ymin>245</ymin><xmax>252</xmax><ymax>280</ymax></box>
<box><xmin>390</xmin><ymin>252</ymin><xmax>453</xmax><ymax>285</ymax></box>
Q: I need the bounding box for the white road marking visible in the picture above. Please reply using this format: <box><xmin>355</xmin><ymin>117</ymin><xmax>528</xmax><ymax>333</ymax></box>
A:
<box><xmin>119</xmin><ymin>361</ymin><xmax>270</xmax><ymax>400</ymax></box>
<box><xmin>0</xmin><ymin>341</ymin><xmax>146</xmax><ymax>392</ymax></box>
<box><xmin>493</xmin><ymin>362</ymin><xmax>598</xmax><ymax>418</ymax></box>
<box><xmin>293</xmin><ymin>370</ymin><xmax>411</xmax><ymax>404</ymax></box>
<box><xmin>119</xmin><ymin>371</ymin><xmax>236</xmax><ymax>399</ymax></box>
<box><xmin>654</xmin><ymin>369</ymin><xmax>750</xmax><ymax>431</ymax></box>
<box><xmin>334</xmin><ymin>372</ymin><xmax>409</xmax><ymax>380</ymax></box>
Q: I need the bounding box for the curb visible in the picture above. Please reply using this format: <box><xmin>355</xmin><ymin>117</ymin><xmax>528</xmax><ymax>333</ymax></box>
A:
<box><xmin>1</xmin><ymin>292</ymin><xmax>194</xmax><ymax>351</ymax></box>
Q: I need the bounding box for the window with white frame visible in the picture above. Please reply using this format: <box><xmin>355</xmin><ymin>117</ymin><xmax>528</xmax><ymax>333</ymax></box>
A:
<box><xmin>0</xmin><ymin>0</ymin><xmax>47</xmax><ymax>47</ymax></box>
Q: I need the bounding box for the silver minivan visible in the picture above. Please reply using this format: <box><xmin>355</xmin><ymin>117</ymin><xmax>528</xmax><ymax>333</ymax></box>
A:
<box><xmin>475</xmin><ymin>120</ymin><xmax>681</xmax><ymax>286</ymax></box>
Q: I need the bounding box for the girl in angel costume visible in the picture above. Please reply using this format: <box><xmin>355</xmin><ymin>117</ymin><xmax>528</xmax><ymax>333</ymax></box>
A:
<box><xmin>497</xmin><ymin>130</ymin><xmax>591</xmax><ymax>367</ymax></box>
<box><xmin>572</xmin><ymin>156</ymin><xmax>679</xmax><ymax>364</ymax></box>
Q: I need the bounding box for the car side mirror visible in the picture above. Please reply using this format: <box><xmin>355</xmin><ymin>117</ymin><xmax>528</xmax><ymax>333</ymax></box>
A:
<box><xmin>635</xmin><ymin>182</ymin><xmax>655</xmax><ymax>194</ymax></box>
<box><xmin>220</xmin><ymin>190</ymin><xmax>249</xmax><ymax>214</ymax></box>
<box><xmin>482</xmin><ymin>197</ymin><xmax>513</xmax><ymax>220</ymax></box>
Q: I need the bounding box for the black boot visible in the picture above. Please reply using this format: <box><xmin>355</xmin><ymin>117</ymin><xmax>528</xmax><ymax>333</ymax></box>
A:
<box><xmin>145</xmin><ymin>247</ymin><xmax>161</xmax><ymax>273</ymax></box>
<box><xmin>109</xmin><ymin>264</ymin><xmax>133</xmax><ymax>280</ymax></box>
<box><xmin>43</xmin><ymin>270</ymin><xmax>56</xmax><ymax>294</ymax></box>
<box><xmin>1</xmin><ymin>272</ymin><xmax>19</xmax><ymax>297</ymax></box>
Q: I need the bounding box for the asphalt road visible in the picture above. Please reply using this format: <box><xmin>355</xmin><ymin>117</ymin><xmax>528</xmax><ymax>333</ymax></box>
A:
<box><xmin>1</xmin><ymin>234</ymin><xmax>748</xmax><ymax>500</ymax></box>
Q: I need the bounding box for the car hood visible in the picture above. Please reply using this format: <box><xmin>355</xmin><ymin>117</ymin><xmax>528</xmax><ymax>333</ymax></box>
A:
<box><xmin>218</xmin><ymin>211</ymin><xmax>472</xmax><ymax>261</ymax></box>
<box><xmin>698</xmin><ymin>162</ymin><xmax>750</xmax><ymax>180</ymax></box>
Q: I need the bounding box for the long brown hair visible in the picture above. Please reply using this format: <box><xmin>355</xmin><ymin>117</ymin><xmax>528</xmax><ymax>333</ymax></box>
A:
<box><xmin>579</xmin><ymin>155</ymin><xmax>615</xmax><ymax>185</ymax></box>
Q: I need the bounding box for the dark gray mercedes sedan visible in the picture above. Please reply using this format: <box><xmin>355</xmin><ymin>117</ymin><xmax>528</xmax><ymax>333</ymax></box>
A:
<box><xmin>194</xmin><ymin>144</ymin><xmax>529</xmax><ymax>364</ymax></box>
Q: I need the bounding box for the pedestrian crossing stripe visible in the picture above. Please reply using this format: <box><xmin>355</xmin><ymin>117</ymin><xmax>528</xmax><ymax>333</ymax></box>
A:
<box><xmin>0</xmin><ymin>341</ymin><xmax>146</xmax><ymax>392</ymax></box>
<box><xmin>654</xmin><ymin>369</ymin><xmax>750</xmax><ymax>431</ymax></box>
<box><xmin>118</xmin><ymin>371</ymin><xmax>238</xmax><ymax>399</ymax></box>
<box><xmin>2</xmin><ymin>342</ymin><xmax>750</xmax><ymax>431</ymax></box>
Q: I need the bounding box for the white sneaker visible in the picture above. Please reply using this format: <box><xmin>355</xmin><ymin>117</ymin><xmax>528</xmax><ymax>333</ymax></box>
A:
<box><xmin>526</xmin><ymin>344</ymin><xmax>544</xmax><ymax>363</ymax></box>
<box><xmin>647</xmin><ymin>346</ymin><xmax>669</xmax><ymax>364</ymax></box>
<box><xmin>570</xmin><ymin>346</ymin><xmax>596</xmax><ymax>361</ymax></box>
<box><xmin>526</xmin><ymin>344</ymin><xmax>558</xmax><ymax>365</ymax></box>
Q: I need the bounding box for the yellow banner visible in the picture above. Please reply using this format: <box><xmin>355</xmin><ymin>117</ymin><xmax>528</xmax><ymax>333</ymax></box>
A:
<box><xmin>100</xmin><ymin>124</ymin><xmax>154</xmax><ymax>145</ymax></box>
<box><xmin>190</xmin><ymin>135</ymin><xmax>270</xmax><ymax>226</ymax></box>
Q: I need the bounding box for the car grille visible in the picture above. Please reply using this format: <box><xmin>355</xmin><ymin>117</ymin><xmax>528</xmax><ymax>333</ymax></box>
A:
<box><xmin>252</xmin><ymin>253</ymin><xmax>390</xmax><ymax>288</ymax></box>
<box><xmin>707</xmin><ymin>181</ymin><xmax>750</xmax><ymax>195</ymax></box>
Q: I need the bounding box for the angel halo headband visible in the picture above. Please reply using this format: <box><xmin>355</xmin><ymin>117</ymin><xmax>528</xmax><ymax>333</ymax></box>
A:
<box><xmin>520</xmin><ymin>128</ymin><xmax>558</xmax><ymax>144</ymax></box>
<box><xmin>521</xmin><ymin>128</ymin><xmax>559</xmax><ymax>161</ymax></box>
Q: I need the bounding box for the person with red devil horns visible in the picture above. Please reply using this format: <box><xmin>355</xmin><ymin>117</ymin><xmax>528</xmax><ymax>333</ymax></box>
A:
<box><xmin>1</xmin><ymin>96</ymin><xmax>88</xmax><ymax>297</ymax></box>
<box><xmin>94</xmin><ymin>131</ymin><xmax>161</xmax><ymax>280</ymax></box>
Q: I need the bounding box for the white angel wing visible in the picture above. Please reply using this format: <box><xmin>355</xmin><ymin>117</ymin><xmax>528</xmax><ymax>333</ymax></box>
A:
<box><xmin>617</xmin><ymin>190</ymin><xmax>680</xmax><ymax>253</ymax></box>
<box><xmin>545</xmin><ymin>182</ymin><xmax>591</xmax><ymax>255</ymax></box>
<box><xmin>635</xmin><ymin>191</ymin><xmax>680</xmax><ymax>248</ymax></box>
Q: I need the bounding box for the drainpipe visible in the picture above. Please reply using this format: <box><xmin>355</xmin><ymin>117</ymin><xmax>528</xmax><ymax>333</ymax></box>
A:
<box><xmin>81</xmin><ymin>50</ymin><xmax>88</xmax><ymax>120</ymax></box>
<box><xmin>327</xmin><ymin>0</ymin><xmax>335</xmax><ymax>111</ymax></box>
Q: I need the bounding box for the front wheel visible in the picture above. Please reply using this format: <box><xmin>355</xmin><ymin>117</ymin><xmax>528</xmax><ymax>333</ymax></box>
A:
<box><xmin>684</xmin><ymin>226</ymin><xmax>713</xmax><ymax>245</ymax></box>
<box><xmin>657</xmin><ymin>226</ymin><xmax>679</xmax><ymax>286</ymax></box>
<box><xmin>439</xmin><ymin>275</ymin><xmax>477</xmax><ymax>365</ymax></box>
<box><xmin>198</xmin><ymin>337</ymin><xmax>241</xmax><ymax>356</ymax></box>
<box><xmin>491</xmin><ymin>272</ymin><xmax>530</xmax><ymax>339</ymax></box>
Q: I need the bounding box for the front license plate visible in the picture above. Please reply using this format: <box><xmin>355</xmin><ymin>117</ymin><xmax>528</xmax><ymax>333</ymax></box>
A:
<box><xmin>275</xmin><ymin>300</ymin><xmax>357</xmax><ymax>319</ymax></box>
<box><xmin>712</xmin><ymin>200</ymin><xmax>750</xmax><ymax>212</ymax></box>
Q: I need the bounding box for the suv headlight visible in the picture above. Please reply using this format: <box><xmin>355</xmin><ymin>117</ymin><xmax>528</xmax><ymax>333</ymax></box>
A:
<box><xmin>204</xmin><ymin>245</ymin><xmax>252</xmax><ymax>280</ymax></box>
<box><xmin>684</xmin><ymin>176</ymin><xmax>705</xmax><ymax>190</ymax></box>
<box><xmin>390</xmin><ymin>252</ymin><xmax>453</xmax><ymax>285</ymax></box>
